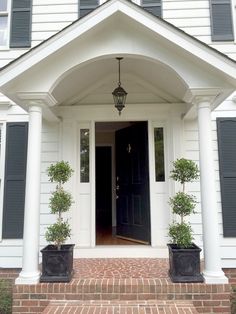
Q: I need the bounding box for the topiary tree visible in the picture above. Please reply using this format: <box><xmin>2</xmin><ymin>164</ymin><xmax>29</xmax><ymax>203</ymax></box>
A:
<box><xmin>168</xmin><ymin>158</ymin><xmax>199</xmax><ymax>248</ymax></box>
<box><xmin>45</xmin><ymin>161</ymin><xmax>74</xmax><ymax>250</ymax></box>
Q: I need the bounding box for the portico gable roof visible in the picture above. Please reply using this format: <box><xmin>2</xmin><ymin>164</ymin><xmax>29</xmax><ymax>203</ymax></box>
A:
<box><xmin>0</xmin><ymin>0</ymin><xmax>236</xmax><ymax>120</ymax></box>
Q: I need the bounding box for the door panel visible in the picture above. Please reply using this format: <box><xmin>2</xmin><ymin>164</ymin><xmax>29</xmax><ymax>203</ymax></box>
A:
<box><xmin>116</xmin><ymin>122</ymin><xmax>150</xmax><ymax>243</ymax></box>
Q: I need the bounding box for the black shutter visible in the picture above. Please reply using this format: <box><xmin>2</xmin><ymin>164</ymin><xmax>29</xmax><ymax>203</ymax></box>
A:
<box><xmin>2</xmin><ymin>123</ymin><xmax>28</xmax><ymax>239</ymax></box>
<box><xmin>79</xmin><ymin>0</ymin><xmax>98</xmax><ymax>18</ymax></box>
<box><xmin>210</xmin><ymin>0</ymin><xmax>234</xmax><ymax>41</ymax></box>
<box><xmin>142</xmin><ymin>0</ymin><xmax>162</xmax><ymax>17</ymax></box>
<box><xmin>217</xmin><ymin>118</ymin><xmax>236</xmax><ymax>237</ymax></box>
<box><xmin>10</xmin><ymin>0</ymin><xmax>32</xmax><ymax>48</ymax></box>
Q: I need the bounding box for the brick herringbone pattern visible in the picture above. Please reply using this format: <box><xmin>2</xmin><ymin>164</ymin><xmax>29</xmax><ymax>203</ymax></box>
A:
<box><xmin>73</xmin><ymin>259</ymin><xmax>168</xmax><ymax>278</ymax></box>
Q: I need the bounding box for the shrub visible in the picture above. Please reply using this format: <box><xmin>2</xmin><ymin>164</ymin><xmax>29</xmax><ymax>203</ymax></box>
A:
<box><xmin>45</xmin><ymin>161</ymin><xmax>74</xmax><ymax>250</ymax></box>
<box><xmin>168</xmin><ymin>158</ymin><xmax>199</xmax><ymax>248</ymax></box>
<box><xmin>0</xmin><ymin>280</ymin><xmax>12</xmax><ymax>314</ymax></box>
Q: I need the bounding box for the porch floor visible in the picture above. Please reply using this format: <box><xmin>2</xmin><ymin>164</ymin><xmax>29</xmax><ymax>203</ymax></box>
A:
<box><xmin>72</xmin><ymin>258</ymin><xmax>169</xmax><ymax>279</ymax></box>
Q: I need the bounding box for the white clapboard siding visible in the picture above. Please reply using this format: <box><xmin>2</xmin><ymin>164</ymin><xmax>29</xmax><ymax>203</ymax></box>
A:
<box><xmin>39</xmin><ymin>122</ymin><xmax>59</xmax><ymax>248</ymax></box>
<box><xmin>163</xmin><ymin>1</ymin><xmax>210</xmax><ymax>10</ymax></box>
<box><xmin>184</xmin><ymin>112</ymin><xmax>236</xmax><ymax>267</ymax></box>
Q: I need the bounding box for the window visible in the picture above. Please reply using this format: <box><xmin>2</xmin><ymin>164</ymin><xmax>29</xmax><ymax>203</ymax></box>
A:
<box><xmin>210</xmin><ymin>0</ymin><xmax>234</xmax><ymax>41</ymax></box>
<box><xmin>154</xmin><ymin>127</ymin><xmax>165</xmax><ymax>181</ymax></box>
<box><xmin>217</xmin><ymin>118</ymin><xmax>236</xmax><ymax>237</ymax></box>
<box><xmin>80</xmin><ymin>129</ymin><xmax>90</xmax><ymax>182</ymax></box>
<box><xmin>0</xmin><ymin>0</ymin><xmax>9</xmax><ymax>47</ymax></box>
<box><xmin>141</xmin><ymin>0</ymin><xmax>162</xmax><ymax>17</ymax></box>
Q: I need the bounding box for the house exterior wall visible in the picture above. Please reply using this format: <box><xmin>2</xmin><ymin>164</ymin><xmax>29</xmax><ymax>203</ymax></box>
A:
<box><xmin>0</xmin><ymin>113</ymin><xmax>60</xmax><ymax>267</ymax></box>
<box><xmin>183</xmin><ymin>94</ymin><xmax>236</xmax><ymax>267</ymax></box>
<box><xmin>0</xmin><ymin>0</ymin><xmax>236</xmax><ymax>267</ymax></box>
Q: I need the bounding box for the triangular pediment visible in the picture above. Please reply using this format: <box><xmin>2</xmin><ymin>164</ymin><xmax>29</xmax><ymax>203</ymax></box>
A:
<box><xmin>0</xmin><ymin>0</ymin><xmax>235</xmax><ymax>115</ymax></box>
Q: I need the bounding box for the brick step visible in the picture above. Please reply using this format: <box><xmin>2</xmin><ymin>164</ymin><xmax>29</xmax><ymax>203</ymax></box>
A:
<box><xmin>42</xmin><ymin>300</ymin><xmax>199</xmax><ymax>314</ymax></box>
<box><xmin>13</xmin><ymin>279</ymin><xmax>232</xmax><ymax>313</ymax></box>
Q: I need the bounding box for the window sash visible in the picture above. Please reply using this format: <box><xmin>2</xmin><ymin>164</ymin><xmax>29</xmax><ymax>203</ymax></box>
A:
<box><xmin>154</xmin><ymin>127</ymin><xmax>165</xmax><ymax>182</ymax></box>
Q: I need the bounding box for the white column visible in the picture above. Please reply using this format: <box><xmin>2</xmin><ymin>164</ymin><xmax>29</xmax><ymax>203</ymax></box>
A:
<box><xmin>197</xmin><ymin>99</ymin><xmax>228</xmax><ymax>284</ymax></box>
<box><xmin>16</xmin><ymin>105</ymin><xmax>42</xmax><ymax>284</ymax></box>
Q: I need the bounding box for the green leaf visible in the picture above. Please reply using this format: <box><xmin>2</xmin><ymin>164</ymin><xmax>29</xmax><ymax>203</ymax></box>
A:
<box><xmin>49</xmin><ymin>188</ymin><xmax>72</xmax><ymax>214</ymax></box>
<box><xmin>170</xmin><ymin>158</ymin><xmax>199</xmax><ymax>184</ymax></box>
<box><xmin>168</xmin><ymin>222</ymin><xmax>193</xmax><ymax>248</ymax></box>
<box><xmin>47</xmin><ymin>161</ymin><xmax>74</xmax><ymax>184</ymax></box>
<box><xmin>46</xmin><ymin>161</ymin><xmax>74</xmax><ymax>248</ymax></box>
<box><xmin>169</xmin><ymin>192</ymin><xmax>196</xmax><ymax>217</ymax></box>
<box><xmin>45</xmin><ymin>221</ymin><xmax>71</xmax><ymax>249</ymax></box>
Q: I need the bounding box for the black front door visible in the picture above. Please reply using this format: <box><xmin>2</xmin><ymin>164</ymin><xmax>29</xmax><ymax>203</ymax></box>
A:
<box><xmin>115</xmin><ymin>122</ymin><xmax>150</xmax><ymax>244</ymax></box>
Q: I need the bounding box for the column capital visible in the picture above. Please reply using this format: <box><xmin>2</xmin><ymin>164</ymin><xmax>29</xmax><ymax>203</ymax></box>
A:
<box><xmin>17</xmin><ymin>92</ymin><xmax>57</xmax><ymax>108</ymax></box>
<box><xmin>193</xmin><ymin>95</ymin><xmax>216</xmax><ymax>107</ymax></box>
<box><xmin>28</xmin><ymin>105</ymin><xmax>42</xmax><ymax>114</ymax></box>
<box><xmin>16</xmin><ymin>92</ymin><xmax>60</xmax><ymax>122</ymax></box>
<box><xmin>183</xmin><ymin>88</ymin><xmax>222</xmax><ymax>106</ymax></box>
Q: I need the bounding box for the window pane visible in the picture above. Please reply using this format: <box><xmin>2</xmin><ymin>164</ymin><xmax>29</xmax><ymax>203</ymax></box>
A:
<box><xmin>0</xmin><ymin>16</ymin><xmax>8</xmax><ymax>46</ymax></box>
<box><xmin>0</xmin><ymin>0</ymin><xmax>7</xmax><ymax>11</ymax></box>
<box><xmin>154</xmin><ymin>127</ymin><xmax>165</xmax><ymax>181</ymax></box>
<box><xmin>80</xmin><ymin>129</ymin><xmax>89</xmax><ymax>182</ymax></box>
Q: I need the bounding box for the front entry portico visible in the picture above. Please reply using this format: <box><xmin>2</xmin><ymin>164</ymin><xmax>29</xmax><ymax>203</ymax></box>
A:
<box><xmin>0</xmin><ymin>0</ymin><xmax>236</xmax><ymax>285</ymax></box>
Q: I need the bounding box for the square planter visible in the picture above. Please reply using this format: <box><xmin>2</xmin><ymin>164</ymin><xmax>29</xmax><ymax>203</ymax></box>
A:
<box><xmin>167</xmin><ymin>243</ymin><xmax>204</xmax><ymax>283</ymax></box>
<box><xmin>40</xmin><ymin>244</ymin><xmax>75</xmax><ymax>282</ymax></box>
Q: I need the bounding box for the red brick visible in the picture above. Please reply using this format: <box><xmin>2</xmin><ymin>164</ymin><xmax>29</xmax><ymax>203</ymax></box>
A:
<box><xmin>21</xmin><ymin>300</ymin><xmax>39</xmax><ymax>306</ymax></box>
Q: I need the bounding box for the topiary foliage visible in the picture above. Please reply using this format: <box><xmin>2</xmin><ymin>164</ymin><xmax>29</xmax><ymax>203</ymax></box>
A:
<box><xmin>170</xmin><ymin>158</ymin><xmax>199</xmax><ymax>186</ymax></box>
<box><xmin>46</xmin><ymin>161</ymin><xmax>74</xmax><ymax>250</ymax></box>
<box><xmin>169</xmin><ymin>222</ymin><xmax>193</xmax><ymax>249</ymax></box>
<box><xmin>168</xmin><ymin>158</ymin><xmax>199</xmax><ymax>248</ymax></box>
<box><xmin>49</xmin><ymin>190</ymin><xmax>72</xmax><ymax>214</ymax></box>
<box><xmin>169</xmin><ymin>192</ymin><xmax>196</xmax><ymax>219</ymax></box>
<box><xmin>48</xmin><ymin>161</ymin><xmax>73</xmax><ymax>185</ymax></box>
<box><xmin>45</xmin><ymin>221</ymin><xmax>71</xmax><ymax>249</ymax></box>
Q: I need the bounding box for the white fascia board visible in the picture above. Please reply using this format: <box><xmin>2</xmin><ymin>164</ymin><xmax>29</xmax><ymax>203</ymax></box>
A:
<box><xmin>0</xmin><ymin>0</ymin><xmax>236</xmax><ymax>88</ymax></box>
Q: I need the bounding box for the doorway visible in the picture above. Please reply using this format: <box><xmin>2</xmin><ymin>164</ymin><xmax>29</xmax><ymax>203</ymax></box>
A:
<box><xmin>95</xmin><ymin>122</ymin><xmax>150</xmax><ymax>245</ymax></box>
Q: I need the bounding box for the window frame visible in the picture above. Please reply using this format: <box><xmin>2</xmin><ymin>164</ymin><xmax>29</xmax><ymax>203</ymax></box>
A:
<box><xmin>152</xmin><ymin>122</ymin><xmax>167</xmax><ymax>183</ymax></box>
<box><xmin>0</xmin><ymin>0</ymin><xmax>11</xmax><ymax>50</ymax></box>
<box><xmin>154</xmin><ymin>126</ymin><xmax>165</xmax><ymax>182</ymax></box>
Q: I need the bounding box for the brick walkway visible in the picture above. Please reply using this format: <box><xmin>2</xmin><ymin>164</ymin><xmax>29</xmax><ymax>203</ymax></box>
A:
<box><xmin>73</xmin><ymin>258</ymin><xmax>169</xmax><ymax>279</ymax></box>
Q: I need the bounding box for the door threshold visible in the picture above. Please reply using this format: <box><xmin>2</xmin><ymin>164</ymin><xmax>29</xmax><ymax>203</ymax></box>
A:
<box><xmin>116</xmin><ymin>235</ymin><xmax>149</xmax><ymax>245</ymax></box>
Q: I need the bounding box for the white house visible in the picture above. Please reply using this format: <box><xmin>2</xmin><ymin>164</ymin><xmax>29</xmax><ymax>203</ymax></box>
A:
<box><xmin>0</xmin><ymin>0</ymin><xmax>236</xmax><ymax>285</ymax></box>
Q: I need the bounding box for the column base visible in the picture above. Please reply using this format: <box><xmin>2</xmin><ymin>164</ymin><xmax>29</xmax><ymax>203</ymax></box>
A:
<box><xmin>203</xmin><ymin>270</ymin><xmax>229</xmax><ymax>284</ymax></box>
<box><xmin>15</xmin><ymin>270</ymin><xmax>40</xmax><ymax>285</ymax></box>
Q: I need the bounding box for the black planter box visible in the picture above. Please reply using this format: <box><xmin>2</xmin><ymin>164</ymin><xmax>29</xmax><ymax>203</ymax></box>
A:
<box><xmin>40</xmin><ymin>244</ymin><xmax>75</xmax><ymax>282</ymax></box>
<box><xmin>167</xmin><ymin>243</ymin><xmax>204</xmax><ymax>283</ymax></box>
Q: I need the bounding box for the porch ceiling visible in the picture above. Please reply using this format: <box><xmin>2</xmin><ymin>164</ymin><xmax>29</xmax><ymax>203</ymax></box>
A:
<box><xmin>51</xmin><ymin>58</ymin><xmax>183</xmax><ymax>106</ymax></box>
